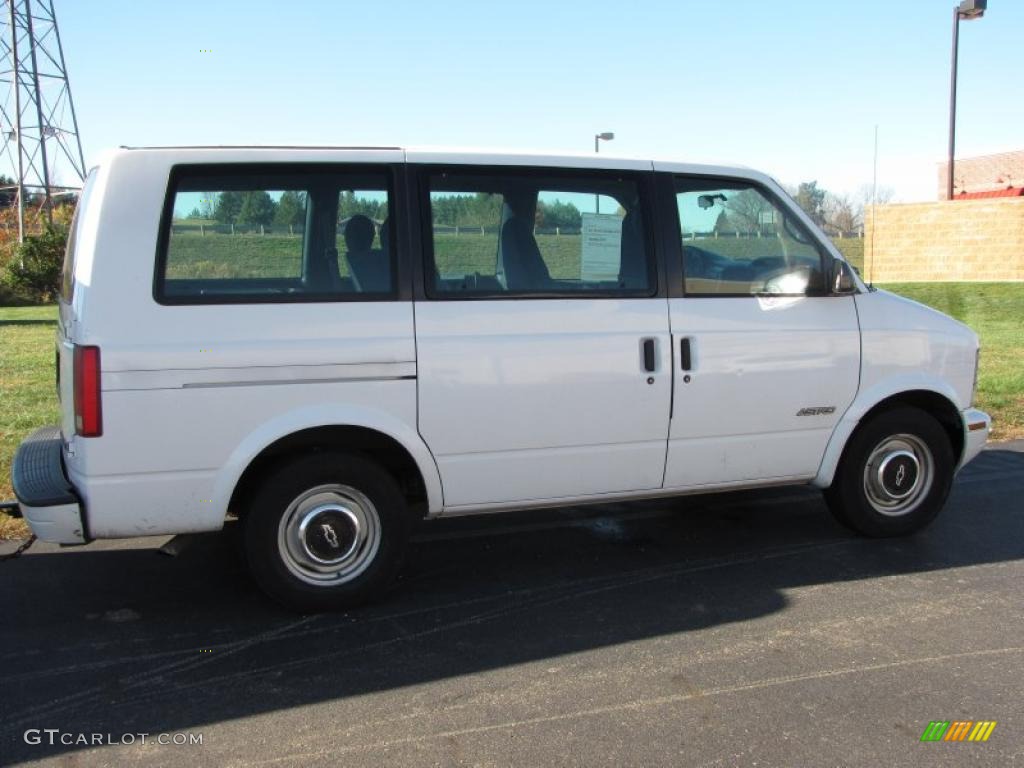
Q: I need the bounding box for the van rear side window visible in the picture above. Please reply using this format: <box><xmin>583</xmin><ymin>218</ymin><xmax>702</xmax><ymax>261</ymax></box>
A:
<box><xmin>62</xmin><ymin>168</ymin><xmax>98</xmax><ymax>302</ymax></box>
<box><xmin>155</xmin><ymin>166</ymin><xmax>395</xmax><ymax>303</ymax></box>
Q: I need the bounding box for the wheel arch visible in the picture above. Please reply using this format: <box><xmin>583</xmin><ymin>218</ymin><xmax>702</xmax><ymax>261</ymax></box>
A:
<box><xmin>213</xmin><ymin>406</ymin><xmax>444</xmax><ymax>521</ymax></box>
<box><xmin>813</xmin><ymin>384</ymin><xmax>964</xmax><ymax>489</ymax></box>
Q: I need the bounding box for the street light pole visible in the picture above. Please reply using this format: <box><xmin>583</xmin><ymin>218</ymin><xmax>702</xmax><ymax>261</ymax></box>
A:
<box><xmin>947</xmin><ymin>0</ymin><xmax>986</xmax><ymax>201</ymax></box>
<box><xmin>948</xmin><ymin>5</ymin><xmax>961</xmax><ymax>200</ymax></box>
<box><xmin>594</xmin><ymin>132</ymin><xmax>614</xmax><ymax>212</ymax></box>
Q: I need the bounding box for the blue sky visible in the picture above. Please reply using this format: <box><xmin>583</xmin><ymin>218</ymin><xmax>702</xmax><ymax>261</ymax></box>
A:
<box><xmin>49</xmin><ymin>0</ymin><xmax>1024</xmax><ymax>201</ymax></box>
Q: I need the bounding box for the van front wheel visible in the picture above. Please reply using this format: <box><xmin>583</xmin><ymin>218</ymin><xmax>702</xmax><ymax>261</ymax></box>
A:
<box><xmin>825</xmin><ymin>407</ymin><xmax>955</xmax><ymax>537</ymax></box>
<box><xmin>243</xmin><ymin>452</ymin><xmax>409</xmax><ymax>611</ymax></box>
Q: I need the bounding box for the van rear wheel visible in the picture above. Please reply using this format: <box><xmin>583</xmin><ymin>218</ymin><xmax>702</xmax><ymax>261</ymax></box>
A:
<box><xmin>243</xmin><ymin>452</ymin><xmax>409</xmax><ymax>611</ymax></box>
<box><xmin>825</xmin><ymin>406</ymin><xmax>954</xmax><ymax>537</ymax></box>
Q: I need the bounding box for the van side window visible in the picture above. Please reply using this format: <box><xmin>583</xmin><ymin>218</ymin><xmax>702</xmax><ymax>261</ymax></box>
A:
<box><xmin>62</xmin><ymin>167</ymin><xmax>99</xmax><ymax>302</ymax></box>
<box><xmin>157</xmin><ymin>168</ymin><xmax>394</xmax><ymax>302</ymax></box>
<box><xmin>426</xmin><ymin>171</ymin><xmax>653</xmax><ymax>297</ymax></box>
<box><xmin>675</xmin><ymin>178</ymin><xmax>825</xmax><ymax>297</ymax></box>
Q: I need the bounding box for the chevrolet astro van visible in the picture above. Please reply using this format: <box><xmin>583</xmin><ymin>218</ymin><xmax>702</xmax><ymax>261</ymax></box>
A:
<box><xmin>12</xmin><ymin>147</ymin><xmax>990</xmax><ymax>610</ymax></box>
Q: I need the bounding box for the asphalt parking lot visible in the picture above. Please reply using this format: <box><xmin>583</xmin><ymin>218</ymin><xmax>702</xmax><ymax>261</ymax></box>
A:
<box><xmin>1</xmin><ymin>442</ymin><xmax>1022</xmax><ymax>767</ymax></box>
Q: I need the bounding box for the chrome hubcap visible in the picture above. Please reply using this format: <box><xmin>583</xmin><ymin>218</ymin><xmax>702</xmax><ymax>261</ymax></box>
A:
<box><xmin>278</xmin><ymin>484</ymin><xmax>380</xmax><ymax>585</ymax></box>
<box><xmin>863</xmin><ymin>434</ymin><xmax>933</xmax><ymax>516</ymax></box>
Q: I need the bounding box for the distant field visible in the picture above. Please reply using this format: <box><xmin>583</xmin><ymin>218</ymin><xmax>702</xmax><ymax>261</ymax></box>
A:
<box><xmin>166</xmin><ymin>231</ymin><xmax>585</xmax><ymax>281</ymax></box>
<box><xmin>167</xmin><ymin>232</ymin><xmax>304</xmax><ymax>278</ymax></box>
<box><xmin>166</xmin><ymin>230</ymin><xmax>865</xmax><ymax>280</ymax></box>
<box><xmin>434</xmin><ymin>233</ymin><xmax>581</xmax><ymax>278</ymax></box>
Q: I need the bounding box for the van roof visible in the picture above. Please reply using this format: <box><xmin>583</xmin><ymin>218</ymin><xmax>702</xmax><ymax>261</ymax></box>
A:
<box><xmin>121</xmin><ymin>145</ymin><xmax>404</xmax><ymax>151</ymax></box>
<box><xmin>115</xmin><ymin>145</ymin><xmax>757</xmax><ymax>177</ymax></box>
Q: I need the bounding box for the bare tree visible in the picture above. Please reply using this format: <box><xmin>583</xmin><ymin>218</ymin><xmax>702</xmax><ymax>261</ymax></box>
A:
<box><xmin>725</xmin><ymin>188</ymin><xmax>772</xmax><ymax>233</ymax></box>
<box><xmin>852</xmin><ymin>184</ymin><xmax>894</xmax><ymax>231</ymax></box>
<box><xmin>824</xmin><ymin>193</ymin><xmax>858</xmax><ymax>234</ymax></box>
<box><xmin>200</xmin><ymin>192</ymin><xmax>217</xmax><ymax>219</ymax></box>
<box><xmin>856</xmin><ymin>183</ymin><xmax>894</xmax><ymax>206</ymax></box>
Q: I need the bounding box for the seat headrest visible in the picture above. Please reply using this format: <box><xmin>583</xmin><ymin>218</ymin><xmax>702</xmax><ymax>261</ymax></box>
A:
<box><xmin>344</xmin><ymin>214</ymin><xmax>375</xmax><ymax>252</ymax></box>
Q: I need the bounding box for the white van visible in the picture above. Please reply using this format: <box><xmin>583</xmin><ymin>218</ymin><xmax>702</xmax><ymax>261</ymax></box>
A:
<box><xmin>11</xmin><ymin>147</ymin><xmax>990</xmax><ymax>610</ymax></box>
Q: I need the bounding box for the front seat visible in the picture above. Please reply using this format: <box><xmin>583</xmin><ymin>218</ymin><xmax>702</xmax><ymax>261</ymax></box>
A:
<box><xmin>500</xmin><ymin>216</ymin><xmax>551</xmax><ymax>291</ymax></box>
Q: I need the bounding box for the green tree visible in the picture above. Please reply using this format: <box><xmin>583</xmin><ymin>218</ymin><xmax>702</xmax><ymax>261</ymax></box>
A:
<box><xmin>274</xmin><ymin>190</ymin><xmax>306</xmax><ymax>229</ymax></box>
<box><xmin>461</xmin><ymin>193</ymin><xmax>501</xmax><ymax>227</ymax></box>
<box><xmin>2</xmin><ymin>224</ymin><xmax>68</xmax><ymax>301</ymax></box>
<box><xmin>430</xmin><ymin>192</ymin><xmax>502</xmax><ymax>228</ymax></box>
<box><xmin>214</xmin><ymin>191</ymin><xmax>244</xmax><ymax>225</ymax></box>
<box><xmin>238</xmin><ymin>191</ymin><xmax>276</xmax><ymax>229</ymax></box>
<box><xmin>338</xmin><ymin>191</ymin><xmax>386</xmax><ymax>222</ymax></box>
<box><xmin>0</xmin><ymin>174</ymin><xmax>16</xmax><ymax>208</ymax></box>
<box><xmin>538</xmin><ymin>200</ymin><xmax>582</xmax><ymax>230</ymax></box>
<box><xmin>793</xmin><ymin>181</ymin><xmax>826</xmax><ymax>226</ymax></box>
<box><xmin>430</xmin><ymin>194</ymin><xmax>459</xmax><ymax>225</ymax></box>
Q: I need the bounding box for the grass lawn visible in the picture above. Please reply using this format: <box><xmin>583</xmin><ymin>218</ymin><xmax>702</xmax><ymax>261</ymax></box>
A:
<box><xmin>1</xmin><ymin>280</ymin><xmax>1021</xmax><ymax>539</ymax></box>
<box><xmin>881</xmin><ymin>283</ymin><xmax>1024</xmax><ymax>442</ymax></box>
<box><xmin>1</xmin><ymin>305</ymin><xmax>60</xmax><ymax>539</ymax></box>
<box><xmin>833</xmin><ymin>238</ymin><xmax>864</xmax><ymax>273</ymax></box>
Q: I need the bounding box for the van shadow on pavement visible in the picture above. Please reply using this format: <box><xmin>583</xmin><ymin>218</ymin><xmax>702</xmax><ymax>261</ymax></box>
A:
<box><xmin>0</xmin><ymin>446</ymin><xmax>1021</xmax><ymax>763</ymax></box>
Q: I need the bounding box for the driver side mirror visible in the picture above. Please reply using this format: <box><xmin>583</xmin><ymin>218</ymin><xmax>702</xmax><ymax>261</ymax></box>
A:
<box><xmin>831</xmin><ymin>258</ymin><xmax>857</xmax><ymax>294</ymax></box>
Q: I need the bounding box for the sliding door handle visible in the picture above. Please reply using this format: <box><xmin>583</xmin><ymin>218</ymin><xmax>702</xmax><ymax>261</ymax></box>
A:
<box><xmin>680</xmin><ymin>337</ymin><xmax>692</xmax><ymax>371</ymax></box>
<box><xmin>642</xmin><ymin>338</ymin><xmax>656</xmax><ymax>372</ymax></box>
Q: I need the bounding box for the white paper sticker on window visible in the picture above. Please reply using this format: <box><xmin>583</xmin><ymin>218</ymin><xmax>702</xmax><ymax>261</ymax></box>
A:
<box><xmin>580</xmin><ymin>213</ymin><xmax>622</xmax><ymax>282</ymax></box>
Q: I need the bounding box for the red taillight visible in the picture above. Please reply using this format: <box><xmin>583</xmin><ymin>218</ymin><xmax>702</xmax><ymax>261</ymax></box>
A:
<box><xmin>73</xmin><ymin>345</ymin><xmax>102</xmax><ymax>437</ymax></box>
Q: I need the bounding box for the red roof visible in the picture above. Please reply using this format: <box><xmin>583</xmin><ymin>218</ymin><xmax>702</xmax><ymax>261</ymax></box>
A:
<box><xmin>955</xmin><ymin>187</ymin><xmax>1024</xmax><ymax>199</ymax></box>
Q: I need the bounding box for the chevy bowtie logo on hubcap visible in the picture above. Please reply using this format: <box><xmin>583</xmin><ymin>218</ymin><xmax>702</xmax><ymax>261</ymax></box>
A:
<box><xmin>302</xmin><ymin>509</ymin><xmax>360</xmax><ymax>563</ymax></box>
<box><xmin>320</xmin><ymin>523</ymin><xmax>340</xmax><ymax>549</ymax></box>
<box><xmin>880</xmin><ymin>452</ymin><xmax>919</xmax><ymax>499</ymax></box>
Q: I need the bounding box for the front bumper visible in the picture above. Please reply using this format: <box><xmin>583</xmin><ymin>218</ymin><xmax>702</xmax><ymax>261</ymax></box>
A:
<box><xmin>959</xmin><ymin>407</ymin><xmax>990</xmax><ymax>471</ymax></box>
<box><xmin>11</xmin><ymin>425</ymin><xmax>88</xmax><ymax>544</ymax></box>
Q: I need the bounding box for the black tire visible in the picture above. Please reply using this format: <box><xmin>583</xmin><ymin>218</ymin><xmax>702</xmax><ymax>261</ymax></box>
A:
<box><xmin>825</xmin><ymin>406</ymin><xmax>955</xmax><ymax>537</ymax></box>
<box><xmin>243</xmin><ymin>452</ymin><xmax>410</xmax><ymax>611</ymax></box>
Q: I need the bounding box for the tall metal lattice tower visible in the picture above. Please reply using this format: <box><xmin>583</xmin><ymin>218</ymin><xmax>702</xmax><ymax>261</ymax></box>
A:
<box><xmin>0</xmin><ymin>0</ymin><xmax>85</xmax><ymax>241</ymax></box>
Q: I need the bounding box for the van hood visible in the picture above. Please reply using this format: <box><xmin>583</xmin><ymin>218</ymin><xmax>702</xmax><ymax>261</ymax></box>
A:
<box><xmin>867</xmin><ymin>288</ymin><xmax>978</xmax><ymax>344</ymax></box>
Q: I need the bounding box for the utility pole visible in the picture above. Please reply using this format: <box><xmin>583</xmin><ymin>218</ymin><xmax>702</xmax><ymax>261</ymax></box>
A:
<box><xmin>0</xmin><ymin>0</ymin><xmax>86</xmax><ymax>240</ymax></box>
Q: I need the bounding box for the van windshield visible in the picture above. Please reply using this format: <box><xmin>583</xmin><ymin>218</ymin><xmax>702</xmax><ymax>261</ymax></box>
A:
<box><xmin>61</xmin><ymin>167</ymin><xmax>98</xmax><ymax>302</ymax></box>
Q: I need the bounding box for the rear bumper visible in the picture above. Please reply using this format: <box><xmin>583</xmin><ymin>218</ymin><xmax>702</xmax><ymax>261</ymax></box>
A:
<box><xmin>959</xmin><ymin>407</ymin><xmax>990</xmax><ymax>471</ymax></box>
<box><xmin>11</xmin><ymin>426</ymin><xmax>88</xmax><ymax>544</ymax></box>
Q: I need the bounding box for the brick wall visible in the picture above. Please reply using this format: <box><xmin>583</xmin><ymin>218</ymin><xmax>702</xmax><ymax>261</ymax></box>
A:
<box><xmin>937</xmin><ymin>149</ymin><xmax>1024</xmax><ymax>200</ymax></box>
<box><xmin>863</xmin><ymin>198</ymin><xmax>1024</xmax><ymax>282</ymax></box>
